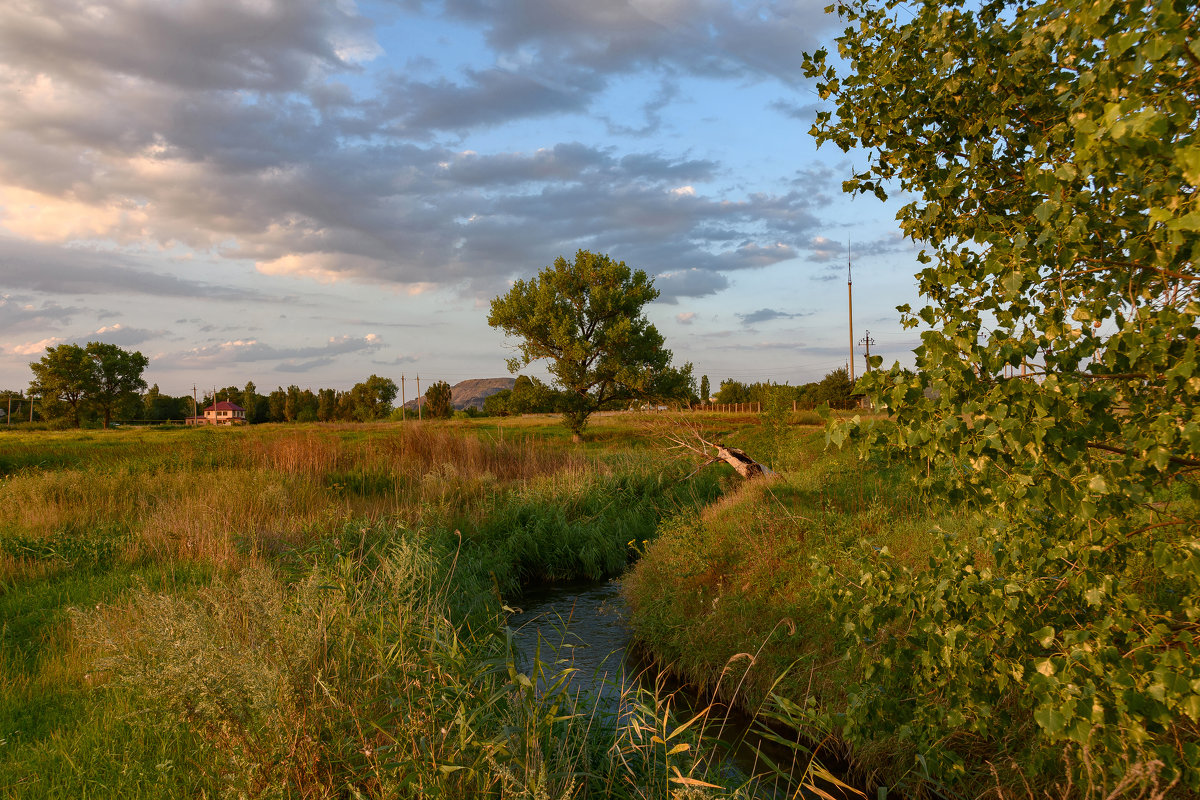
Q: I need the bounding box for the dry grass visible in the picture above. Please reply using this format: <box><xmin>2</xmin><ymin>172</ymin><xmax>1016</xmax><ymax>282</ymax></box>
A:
<box><xmin>0</xmin><ymin>424</ymin><xmax>591</xmax><ymax>579</ymax></box>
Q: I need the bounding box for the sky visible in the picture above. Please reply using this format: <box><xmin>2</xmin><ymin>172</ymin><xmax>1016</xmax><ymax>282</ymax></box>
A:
<box><xmin>0</xmin><ymin>0</ymin><xmax>925</xmax><ymax>398</ymax></box>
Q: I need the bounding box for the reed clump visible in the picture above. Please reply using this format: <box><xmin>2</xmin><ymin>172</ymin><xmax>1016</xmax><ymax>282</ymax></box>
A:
<box><xmin>0</xmin><ymin>424</ymin><xmax>592</xmax><ymax>583</ymax></box>
<box><xmin>4</xmin><ymin>418</ymin><xmax>773</xmax><ymax>798</ymax></box>
<box><xmin>71</xmin><ymin>530</ymin><xmax>754</xmax><ymax>798</ymax></box>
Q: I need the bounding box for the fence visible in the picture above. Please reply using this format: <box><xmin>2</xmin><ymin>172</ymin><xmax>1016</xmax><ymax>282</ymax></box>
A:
<box><xmin>692</xmin><ymin>403</ymin><xmax>764</xmax><ymax>413</ymax></box>
<box><xmin>690</xmin><ymin>399</ymin><xmax>864</xmax><ymax>413</ymax></box>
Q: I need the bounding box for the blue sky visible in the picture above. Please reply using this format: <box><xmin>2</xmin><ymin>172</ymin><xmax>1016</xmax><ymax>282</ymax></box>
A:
<box><xmin>0</xmin><ymin>0</ymin><xmax>923</xmax><ymax>397</ymax></box>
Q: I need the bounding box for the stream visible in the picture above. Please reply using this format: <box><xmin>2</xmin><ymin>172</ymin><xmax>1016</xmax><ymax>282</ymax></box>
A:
<box><xmin>508</xmin><ymin>580</ymin><xmax>860</xmax><ymax>798</ymax></box>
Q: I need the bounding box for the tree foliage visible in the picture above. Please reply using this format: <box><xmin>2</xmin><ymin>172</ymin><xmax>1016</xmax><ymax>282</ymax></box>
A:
<box><xmin>809</xmin><ymin>0</ymin><xmax>1200</xmax><ymax>787</ymax></box>
<box><xmin>423</xmin><ymin>380</ymin><xmax>454</xmax><ymax>419</ymax></box>
<box><xmin>87</xmin><ymin>342</ymin><xmax>149</xmax><ymax>428</ymax></box>
<box><xmin>29</xmin><ymin>342</ymin><xmax>148</xmax><ymax>428</ymax></box>
<box><xmin>713</xmin><ymin>370</ymin><xmax>856</xmax><ymax>409</ymax></box>
<box><xmin>29</xmin><ymin>344</ymin><xmax>95</xmax><ymax>427</ymax></box>
<box><xmin>348</xmin><ymin>375</ymin><xmax>398</xmax><ymax>422</ymax></box>
<box><xmin>488</xmin><ymin>250</ymin><xmax>692</xmax><ymax>436</ymax></box>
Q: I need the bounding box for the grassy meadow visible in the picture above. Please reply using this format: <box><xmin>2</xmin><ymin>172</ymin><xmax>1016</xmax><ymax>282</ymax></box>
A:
<box><xmin>624</xmin><ymin>414</ymin><xmax>1198</xmax><ymax>799</ymax></box>
<box><xmin>623</xmin><ymin>419</ymin><xmax>969</xmax><ymax>794</ymax></box>
<box><xmin>6</xmin><ymin>410</ymin><xmax>1173</xmax><ymax>799</ymax></box>
<box><xmin>1</xmin><ymin>416</ymin><xmax>742</xmax><ymax>799</ymax></box>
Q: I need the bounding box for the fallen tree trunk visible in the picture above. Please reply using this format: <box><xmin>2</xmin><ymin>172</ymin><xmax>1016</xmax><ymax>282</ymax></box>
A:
<box><xmin>713</xmin><ymin>444</ymin><xmax>765</xmax><ymax>479</ymax></box>
<box><xmin>661</xmin><ymin>425</ymin><xmax>766</xmax><ymax>479</ymax></box>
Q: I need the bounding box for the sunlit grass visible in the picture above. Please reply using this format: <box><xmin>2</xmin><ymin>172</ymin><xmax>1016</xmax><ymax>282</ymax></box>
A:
<box><xmin>0</xmin><ymin>415</ymin><xmax>761</xmax><ymax>798</ymax></box>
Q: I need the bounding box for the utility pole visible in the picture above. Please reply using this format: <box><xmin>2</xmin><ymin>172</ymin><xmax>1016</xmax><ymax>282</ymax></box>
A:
<box><xmin>847</xmin><ymin>238</ymin><xmax>855</xmax><ymax>383</ymax></box>
<box><xmin>193</xmin><ymin>384</ymin><xmax>198</xmax><ymax>425</ymax></box>
<box><xmin>400</xmin><ymin>375</ymin><xmax>406</xmax><ymax>421</ymax></box>
<box><xmin>416</xmin><ymin>374</ymin><xmax>421</xmax><ymax>421</ymax></box>
<box><xmin>859</xmin><ymin>330</ymin><xmax>876</xmax><ymax>373</ymax></box>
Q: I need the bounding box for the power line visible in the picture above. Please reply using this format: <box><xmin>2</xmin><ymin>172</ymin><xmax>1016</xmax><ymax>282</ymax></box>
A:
<box><xmin>858</xmin><ymin>330</ymin><xmax>876</xmax><ymax>373</ymax></box>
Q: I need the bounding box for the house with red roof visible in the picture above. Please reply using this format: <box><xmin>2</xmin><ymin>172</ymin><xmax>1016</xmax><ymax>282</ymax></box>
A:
<box><xmin>186</xmin><ymin>400</ymin><xmax>246</xmax><ymax>426</ymax></box>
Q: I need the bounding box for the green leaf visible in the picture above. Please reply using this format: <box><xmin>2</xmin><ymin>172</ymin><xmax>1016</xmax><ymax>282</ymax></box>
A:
<box><xmin>1034</xmin><ymin>707</ymin><xmax>1067</xmax><ymax>735</ymax></box>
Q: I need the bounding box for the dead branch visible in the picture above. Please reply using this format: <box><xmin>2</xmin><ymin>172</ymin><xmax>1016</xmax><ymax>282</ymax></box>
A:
<box><xmin>659</xmin><ymin>419</ymin><xmax>766</xmax><ymax>479</ymax></box>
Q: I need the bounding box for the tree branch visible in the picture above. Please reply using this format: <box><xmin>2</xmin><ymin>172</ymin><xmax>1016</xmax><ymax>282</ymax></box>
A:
<box><xmin>1086</xmin><ymin>442</ymin><xmax>1200</xmax><ymax>468</ymax></box>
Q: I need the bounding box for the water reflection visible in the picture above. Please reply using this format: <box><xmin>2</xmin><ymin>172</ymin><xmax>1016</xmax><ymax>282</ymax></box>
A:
<box><xmin>506</xmin><ymin>580</ymin><xmax>866</xmax><ymax>800</ymax></box>
<box><xmin>507</xmin><ymin>579</ymin><xmax>633</xmax><ymax>704</ymax></box>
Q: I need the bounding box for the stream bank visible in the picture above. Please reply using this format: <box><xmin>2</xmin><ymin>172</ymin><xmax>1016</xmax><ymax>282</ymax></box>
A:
<box><xmin>508</xmin><ymin>579</ymin><xmax>866</xmax><ymax>798</ymax></box>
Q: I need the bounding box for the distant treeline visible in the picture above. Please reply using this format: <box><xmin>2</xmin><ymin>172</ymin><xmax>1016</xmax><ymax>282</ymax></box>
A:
<box><xmin>3</xmin><ymin>367</ymin><xmax>860</xmax><ymax>427</ymax></box>
<box><xmin>710</xmin><ymin>368</ymin><xmax>858</xmax><ymax>410</ymax></box>
<box><xmin>2</xmin><ymin>375</ymin><xmax>401</xmax><ymax>426</ymax></box>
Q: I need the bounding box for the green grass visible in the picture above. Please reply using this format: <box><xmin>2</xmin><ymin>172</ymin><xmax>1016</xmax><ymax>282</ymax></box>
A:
<box><xmin>0</xmin><ymin>415</ymin><xmax>781</xmax><ymax>798</ymax></box>
<box><xmin>1</xmin><ymin>561</ymin><xmax>214</xmax><ymax>799</ymax></box>
<box><xmin>622</xmin><ymin>423</ymin><xmax>977</xmax><ymax>792</ymax></box>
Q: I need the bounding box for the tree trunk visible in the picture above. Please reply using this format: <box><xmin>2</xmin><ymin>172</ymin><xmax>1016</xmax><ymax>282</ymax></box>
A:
<box><xmin>661</xmin><ymin>424</ymin><xmax>767</xmax><ymax>479</ymax></box>
<box><xmin>714</xmin><ymin>444</ymin><xmax>765</xmax><ymax>479</ymax></box>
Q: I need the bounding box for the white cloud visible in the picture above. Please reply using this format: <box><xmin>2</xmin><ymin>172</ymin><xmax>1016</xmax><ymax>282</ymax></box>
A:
<box><xmin>11</xmin><ymin>336</ymin><xmax>62</xmax><ymax>355</ymax></box>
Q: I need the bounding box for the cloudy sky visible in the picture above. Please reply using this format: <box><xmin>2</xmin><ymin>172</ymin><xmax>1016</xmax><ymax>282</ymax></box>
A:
<box><xmin>0</xmin><ymin>0</ymin><xmax>923</xmax><ymax>398</ymax></box>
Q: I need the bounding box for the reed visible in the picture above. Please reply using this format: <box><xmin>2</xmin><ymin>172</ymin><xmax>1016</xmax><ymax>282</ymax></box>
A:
<box><xmin>1</xmin><ymin>417</ymin><xmax>767</xmax><ymax>798</ymax></box>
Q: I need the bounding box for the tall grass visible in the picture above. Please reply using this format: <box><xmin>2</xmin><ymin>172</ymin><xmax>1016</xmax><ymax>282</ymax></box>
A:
<box><xmin>69</xmin><ymin>531</ymin><xmax>764</xmax><ymax>798</ymax></box>
<box><xmin>0</xmin><ymin>424</ymin><xmax>589</xmax><ymax>583</ymax></box>
<box><xmin>2</xmin><ymin>418</ymin><xmax>763</xmax><ymax>798</ymax></box>
<box><xmin>622</xmin><ymin>424</ymin><xmax>971</xmax><ymax>792</ymax></box>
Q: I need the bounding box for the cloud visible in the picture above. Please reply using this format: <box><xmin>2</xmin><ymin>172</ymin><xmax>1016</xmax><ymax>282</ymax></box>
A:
<box><xmin>652</xmin><ymin>269</ymin><xmax>729</xmax><ymax>303</ymax></box>
<box><xmin>172</xmin><ymin>334</ymin><xmax>384</xmax><ymax>370</ymax></box>
<box><xmin>88</xmin><ymin>323</ymin><xmax>164</xmax><ymax>348</ymax></box>
<box><xmin>602</xmin><ymin>78</ymin><xmax>679</xmax><ymax>137</ymax></box>
<box><xmin>0</xmin><ymin>0</ymin><xmax>376</xmax><ymax>94</ymax></box>
<box><xmin>706</xmin><ymin>340</ymin><xmax>806</xmax><ymax>351</ymax></box>
<box><xmin>438</xmin><ymin>0</ymin><xmax>834</xmax><ymax>85</ymax></box>
<box><xmin>0</xmin><ymin>238</ymin><xmax>264</xmax><ymax>300</ymax></box>
<box><xmin>676</xmin><ymin>311</ymin><xmax>696</xmax><ymax>325</ymax></box>
<box><xmin>737</xmin><ymin>308</ymin><xmax>810</xmax><ymax>326</ymax></box>
<box><xmin>771</xmin><ymin>99</ymin><xmax>823</xmax><ymax>123</ymax></box>
<box><xmin>807</xmin><ymin>236</ymin><xmax>843</xmax><ymax>264</ymax></box>
<box><xmin>0</xmin><ymin>0</ymin><xmax>838</xmax><ymax>303</ymax></box>
<box><xmin>0</xmin><ymin>295</ymin><xmax>82</xmax><ymax>332</ymax></box>
<box><xmin>808</xmin><ymin>232</ymin><xmax>914</xmax><ymax>281</ymax></box>
<box><xmin>9</xmin><ymin>336</ymin><xmax>62</xmax><ymax>356</ymax></box>
<box><xmin>377</xmin><ymin>66</ymin><xmax>604</xmax><ymax>133</ymax></box>
<box><xmin>372</xmin><ymin>354</ymin><xmax>420</xmax><ymax>366</ymax></box>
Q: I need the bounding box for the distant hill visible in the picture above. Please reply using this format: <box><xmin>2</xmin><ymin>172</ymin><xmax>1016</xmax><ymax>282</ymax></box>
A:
<box><xmin>401</xmin><ymin>378</ymin><xmax>515</xmax><ymax>411</ymax></box>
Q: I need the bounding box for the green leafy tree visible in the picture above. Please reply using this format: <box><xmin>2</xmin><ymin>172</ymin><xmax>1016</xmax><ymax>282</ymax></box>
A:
<box><xmin>809</xmin><ymin>0</ymin><xmax>1200</xmax><ymax>787</ymax></box>
<box><xmin>423</xmin><ymin>380</ymin><xmax>453</xmax><ymax>419</ymax></box>
<box><xmin>28</xmin><ymin>343</ymin><xmax>95</xmax><ymax>427</ymax></box>
<box><xmin>349</xmin><ymin>375</ymin><xmax>398</xmax><ymax>421</ymax></box>
<box><xmin>714</xmin><ymin>379</ymin><xmax>750</xmax><ymax>405</ymax></box>
<box><xmin>508</xmin><ymin>375</ymin><xmax>563</xmax><ymax>414</ymax></box>
<box><xmin>814</xmin><ymin>367</ymin><xmax>853</xmax><ymax>410</ymax></box>
<box><xmin>242</xmin><ymin>381</ymin><xmax>261</xmax><ymax>423</ymax></box>
<box><xmin>316</xmin><ymin>388</ymin><xmax>338</xmax><ymax>422</ymax></box>
<box><xmin>143</xmin><ymin>384</ymin><xmax>187</xmax><ymax>422</ymax></box>
<box><xmin>283</xmin><ymin>385</ymin><xmax>301</xmax><ymax>423</ymax></box>
<box><xmin>699</xmin><ymin>375</ymin><xmax>710</xmax><ymax>404</ymax></box>
<box><xmin>267</xmin><ymin>388</ymin><xmax>287</xmax><ymax>422</ymax></box>
<box><xmin>482</xmin><ymin>389</ymin><xmax>511</xmax><ymax>417</ymax></box>
<box><xmin>489</xmin><ymin>250</ymin><xmax>693</xmax><ymax>438</ymax></box>
<box><xmin>0</xmin><ymin>389</ymin><xmax>26</xmax><ymax>424</ymax></box>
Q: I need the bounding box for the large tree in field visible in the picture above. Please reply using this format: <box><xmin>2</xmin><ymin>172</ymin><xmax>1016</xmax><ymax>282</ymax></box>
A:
<box><xmin>488</xmin><ymin>250</ymin><xmax>693</xmax><ymax>438</ymax></box>
<box><xmin>423</xmin><ymin>379</ymin><xmax>453</xmax><ymax>419</ymax></box>
<box><xmin>29</xmin><ymin>342</ymin><xmax>148</xmax><ymax>427</ymax></box>
<box><xmin>86</xmin><ymin>342</ymin><xmax>148</xmax><ymax>428</ymax></box>
<box><xmin>807</xmin><ymin>0</ymin><xmax>1199</xmax><ymax>788</ymax></box>
<box><xmin>349</xmin><ymin>374</ymin><xmax>398</xmax><ymax>421</ymax></box>
<box><xmin>29</xmin><ymin>343</ymin><xmax>96</xmax><ymax>427</ymax></box>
